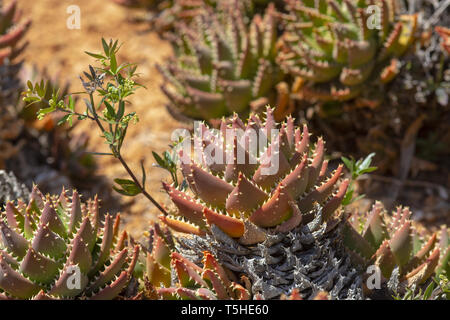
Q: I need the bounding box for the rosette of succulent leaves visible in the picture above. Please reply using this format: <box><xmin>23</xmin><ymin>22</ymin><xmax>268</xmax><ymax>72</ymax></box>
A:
<box><xmin>157</xmin><ymin>0</ymin><xmax>288</xmax><ymax>123</ymax></box>
<box><xmin>278</xmin><ymin>0</ymin><xmax>418</xmax><ymax>105</ymax></box>
<box><xmin>0</xmin><ymin>185</ymin><xmax>139</xmax><ymax>299</ymax></box>
<box><xmin>110</xmin><ymin>0</ymin><xmax>284</xmax><ymax>33</ymax></box>
<box><xmin>343</xmin><ymin>201</ymin><xmax>449</xmax><ymax>299</ymax></box>
<box><xmin>0</xmin><ymin>0</ymin><xmax>30</xmax><ymax>167</ymax></box>
<box><xmin>156</xmin><ymin>106</ymin><xmax>367</xmax><ymax>299</ymax></box>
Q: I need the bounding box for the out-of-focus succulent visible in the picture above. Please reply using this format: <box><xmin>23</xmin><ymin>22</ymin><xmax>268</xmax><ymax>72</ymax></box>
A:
<box><xmin>159</xmin><ymin>107</ymin><xmax>363</xmax><ymax>299</ymax></box>
<box><xmin>343</xmin><ymin>201</ymin><xmax>449</xmax><ymax>296</ymax></box>
<box><xmin>0</xmin><ymin>186</ymin><xmax>139</xmax><ymax>299</ymax></box>
<box><xmin>0</xmin><ymin>0</ymin><xmax>30</xmax><ymax>66</ymax></box>
<box><xmin>158</xmin><ymin>1</ymin><xmax>285</xmax><ymax>122</ymax></box>
<box><xmin>278</xmin><ymin>0</ymin><xmax>418</xmax><ymax>104</ymax></box>
<box><xmin>0</xmin><ymin>0</ymin><xmax>30</xmax><ymax>168</ymax></box>
<box><xmin>0</xmin><ymin>0</ymin><xmax>30</xmax><ymax>105</ymax></box>
<box><xmin>111</xmin><ymin>0</ymin><xmax>168</xmax><ymax>9</ymax></box>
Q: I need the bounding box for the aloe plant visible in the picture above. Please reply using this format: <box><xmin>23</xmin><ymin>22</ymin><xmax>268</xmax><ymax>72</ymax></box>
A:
<box><xmin>344</xmin><ymin>202</ymin><xmax>449</xmax><ymax>296</ymax></box>
<box><xmin>278</xmin><ymin>0</ymin><xmax>418</xmax><ymax>104</ymax></box>
<box><xmin>158</xmin><ymin>1</ymin><xmax>285</xmax><ymax>122</ymax></box>
<box><xmin>0</xmin><ymin>186</ymin><xmax>139</xmax><ymax>299</ymax></box>
<box><xmin>158</xmin><ymin>106</ymin><xmax>363</xmax><ymax>299</ymax></box>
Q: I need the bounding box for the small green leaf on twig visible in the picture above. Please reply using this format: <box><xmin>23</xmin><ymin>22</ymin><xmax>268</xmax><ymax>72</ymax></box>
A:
<box><xmin>113</xmin><ymin>178</ymin><xmax>142</xmax><ymax>196</ymax></box>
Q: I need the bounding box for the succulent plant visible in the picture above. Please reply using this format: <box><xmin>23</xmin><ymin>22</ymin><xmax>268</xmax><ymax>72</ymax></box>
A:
<box><xmin>158</xmin><ymin>106</ymin><xmax>363</xmax><ymax>299</ymax></box>
<box><xmin>158</xmin><ymin>1</ymin><xmax>286</xmax><ymax>122</ymax></box>
<box><xmin>0</xmin><ymin>0</ymin><xmax>30</xmax><ymax>168</ymax></box>
<box><xmin>343</xmin><ymin>201</ymin><xmax>449</xmax><ymax>296</ymax></box>
<box><xmin>0</xmin><ymin>186</ymin><xmax>139</xmax><ymax>299</ymax></box>
<box><xmin>278</xmin><ymin>0</ymin><xmax>418</xmax><ymax>104</ymax></box>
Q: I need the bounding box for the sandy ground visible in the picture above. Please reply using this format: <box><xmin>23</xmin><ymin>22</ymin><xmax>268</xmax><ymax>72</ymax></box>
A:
<box><xmin>18</xmin><ymin>0</ymin><xmax>184</xmax><ymax>238</ymax></box>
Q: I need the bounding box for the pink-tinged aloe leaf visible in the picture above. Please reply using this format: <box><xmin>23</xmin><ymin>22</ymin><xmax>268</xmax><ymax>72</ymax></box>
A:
<box><xmin>306</xmin><ymin>138</ymin><xmax>324</xmax><ymax>191</ymax></box>
<box><xmin>231</xmin><ymin>283</ymin><xmax>250</xmax><ymax>300</ymax></box>
<box><xmin>189</xmin><ymin>164</ymin><xmax>233</xmax><ymax>208</ymax></box>
<box><xmin>173</xmin><ymin>258</ymin><xmax>208</xmax><ymax>288</ymax></box>
<box><xmin>404</xmin><ymin>233</ymin><xmax>437</xmax><ymax>273</ymax></box>
<box><xmin>252</xmin><ymin>141</ymin><xmax>291</xmax><ymax>191</ymax></box>
<box><xmin>0</xmin><ymin>20</ymin><xmax>30</xmax><ymax>48</ymax></box>
<box><xmin>322</xmin><ymin>179</ymin><xmax>349</xmax><ymax>221</ymax></box>
<box><xmin>126</xmin><ymin>245</ymin><xmax>139</xmax><ymax>276</ymax></box>
<box><xmin>68</xmin><ymin>190</ymin><xmax>82</xmax><ymax>234</ymax></box>
<box><xmin>146</xmin><ymin>253</ymin><xmax>171</xmax><ymax>288</ymax></box>
<box><xmin>171</xmin><ymin>252</ymin><xmax>203</xmax><ymax>274</ymax></box>
<box><xmin>115</xmin><ymin>231</ymin><xmax>127</xmax><ymax>252</ymax></box>
<box><xmin>224</xmin><ymin>134</ymin><xmax>258</xmax><ymax>183</ymax></box>
<box><xmin>87</xmin><ymin>249</ymin><xmax>128</xmax><ymax>294</ymax></box>
<box><xmin>362</xmin><ymin>202</ymin><xmax>388</xmax><ymax>248</ymax></box>
<box><xmin>76</xmin><ymin>216</ymin><xmax>96</xmax><ymax>252</ymax></box>
<box><xmin>249</xmin><ymin>184</ymin><xmax>293</xmax><ymax>228</ymax></box>
<box><xmin>285</xmin><ymin>116</ymin><xmax>295</xmax><ymax>150</ymax></box>
<box><xmin>275</xmin><ymin>202</ymin><xmax>302</xmax><ymax>233</ymax></box>
<box><xmin>437</xmin><ymin>246</ymin><xmax>449</xmax><ymax>277</ymax></box>
<box><xmin>177</xmin><ymin>287</ymin><xmax>201</xmax><ymax>300</ymax></box>
<box><xmin>48</xmin><ymin>264</ymin><xmax>89</xmax><ymax>298</ymax></box>
<box><xmin>23</xmin><ymin>208</ymin><xmax>36</xmax><ymax>239</ymax></box>
<box><xmin>0</xmin><ymin>220</ymin><xmax>28</xmax><ymax>259</ymax></box>
<box><xmin>203</xmin><ymin>208</ymin><xmax>245</xmax><ymax>238</ymax></box>
<box><xmin>294</xmin><ymin>124</ymin><xmax>310</xmax><ymax>155</ymax></box>
<box><xmin>197</xmin><ymin>287</ymin><xmax>217</xmax><ymax>300</ymax></box>
<box><xmin>0</xmin><ymin>254</ymin><xmax>42</xmax><ymax>299</ymax></box>
<box><xmin>391</xmin><ymin>206</ymin><xmax>411</xmax><ymax>231</ymax></box>
<box><xmin>263</xmin><ymin>107</ymin><xmax>275</xmax><ymax>139</ymax></box>
<box><xmin>298</xmin><ymin>165</ymin><xmax>343</xmax><ymax>213</ymax></box>
<box><xmin>226</xmin><ymin>172</ymin><xmax>268</xmax><ymax>217</ymax></box>
<box><xmin>32</xmin><ymin>224</ymin><xmax>67</xmax><ymax>259</ymax></box>
<box><xmin>202</xmin><ymin>269</ymin><xmax>229</xmax><ymax>299</ymax></box>
<box><xmin>373</xmin><ymin>239</ymin><xmax>396</xmax><ymax>279</ymax></box>
<box><xmin>0</xmin><ymin>251</ymin><xmax>18</xmax><ymax>269</ymax></box>
<box><xmin>159</xmin><ymin>215</ymin><xmax>205</xmax><ymax>236</ymax></box>
<box><xmin>202</xmin><ymin>251</ymin><xmax>231</xmax><ymax>288</ymax></box>
<box><xmin>157</xmin><ymin>287</ymin><xmax>179</xmax><ymax>300</ymax></box>
<box><xmin>162</xmin><ymin>182</ymin><xmax>206</xmax><ymax>227</ymax></box>
<box><xmin>152</xmin><ymin>231</ymin><xmax>171</xmax><ymax>269</ymax></box>
<box><xmin>19</xmin><ymin>247</ymin><xmax>60</xmax><ymax>285</ymax></box>
<box><xmin>5</xmin><ymin>202</ymin><xmax>23</xmax><ymax>230</ymax></box>
<box><xmin>342</xmin><ymin>220</ymin><xmax>376</xmax><ymax>259</ymax></box>
<box><xmin>28</xmin><ymin>185</ymin><xmax>44</xmax><ymax>213</ymax></box>
<box><xmin>67</xmin><ymin>235</ymin><xmax>92</xmax><ymax>274</ymax></box>
<box><xmin>317</xmin><ymin>160</ymin><xmax>329</xmax><ymax>184</ymax></box>
<box><xmin>89</xmin><ymin>271</ymin><xmax>129</xmax><ymax>300</ymax></box>
<box><xmin>32</xmin><ymin>290</ymin><xmax>56</xmax><ymax>300</ymax></box>
<box><xmin>40</xmin><ymin>201</ymin><xmax>67</xmax><ymax>239</ymax></box>
<box><xmin>278</xmin><ymin>123</ymin><xmax>293</xmax><ymax>159</ymax></box>
<box><xmin>89</xmin><ymin>195</ymin><xmax>101</xmax><ymax>234</ymax></box>
<box><xmin>112</xmin><ymin>215</ymin><xmax>121</xmax><ymax>245</ymax></box>
<box><xmin>404</xmin><ymin>248</ymin><xmax>440</xmax><ymax>285</ymax></box>
<box><xmin>389</xmin><ymin>221</ymin><xmax>412</xmax><ymax>268</ymax></box>
<box><xmin>281</xmin><ymin>156</ymin><xmax>308</xmax><ymax>199</ymax></box>
<box><xmin>89</xmin><ymin>214</ymin><xmax>114</xmax><ymax>277</ymax></box>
